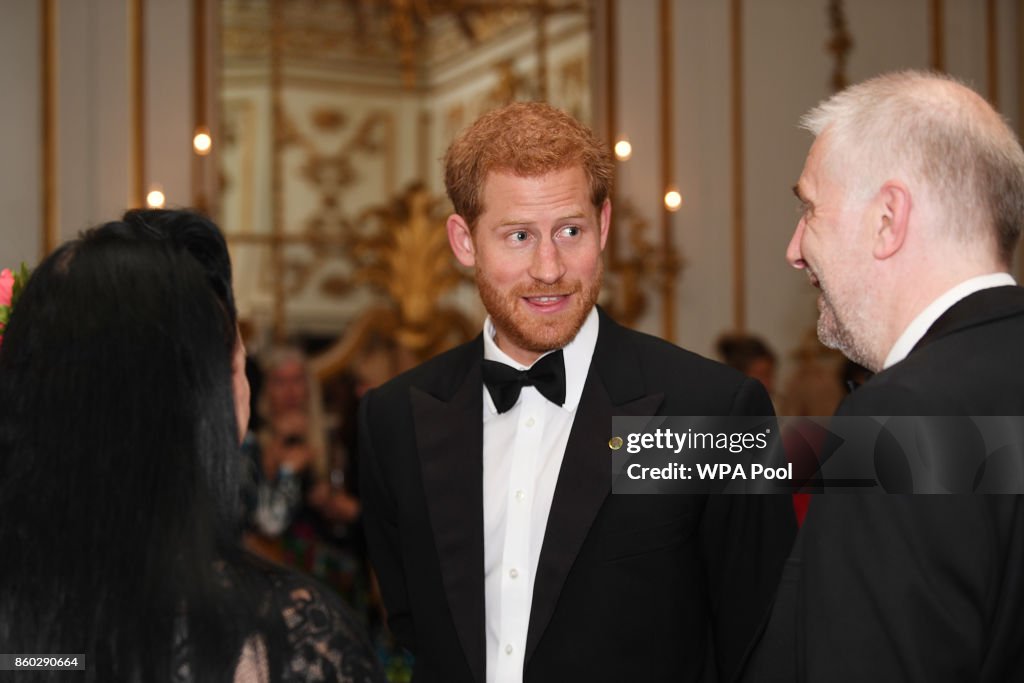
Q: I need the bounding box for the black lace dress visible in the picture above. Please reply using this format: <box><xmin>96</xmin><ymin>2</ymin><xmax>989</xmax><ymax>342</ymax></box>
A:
<box><xmin>173</xmin><ymin>555</ymin><xmax>387</xmax><ymax>683</ymax></box>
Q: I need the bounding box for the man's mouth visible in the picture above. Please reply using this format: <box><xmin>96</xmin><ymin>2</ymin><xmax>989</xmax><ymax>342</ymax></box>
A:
<box><xmin>522</xmin><ymin>294</ymin><xmax>570</xmax><ymax>311</ymax></box>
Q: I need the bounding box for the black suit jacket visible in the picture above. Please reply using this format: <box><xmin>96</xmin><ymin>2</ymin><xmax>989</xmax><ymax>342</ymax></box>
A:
<box><xmin>743</xmin><ymin>285</ymin><xmax>1024</xmax><ymax>682</ymax></box>
<box><xmin>359</xmin><ymin>308</ymin><xmax>795</xmax><ymax>683</ymax></box>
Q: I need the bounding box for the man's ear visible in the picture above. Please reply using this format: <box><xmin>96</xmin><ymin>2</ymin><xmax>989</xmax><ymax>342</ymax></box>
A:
<box><xmin>873</xmin><ymin>180</ymin><xmax>911</xmax><ymax>260</ymax></box>
<box><xmin>447</xmin><ymin>214</ymin><xmax>476</xmax><ymax>267</ymax></box>
<box><xmin>598</xmin><ymin>198</ymin><xmax>611</xmax><ymax>250</ymax></box>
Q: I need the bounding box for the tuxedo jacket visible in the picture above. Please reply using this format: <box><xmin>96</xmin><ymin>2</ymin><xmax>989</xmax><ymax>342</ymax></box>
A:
<box><xmin>743</xmin><ymin>286</ymin><xmax>1024</xmax><ymax>682</ymax></box>
<box><xmin>359</xmin><ymin>307</ymin><xmax>795</xmax><ymax>683</ymax></box>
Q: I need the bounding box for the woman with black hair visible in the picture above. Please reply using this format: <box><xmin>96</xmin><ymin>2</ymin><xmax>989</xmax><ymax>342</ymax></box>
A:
<box><xmin>0</xmin><ymin>210</ymin><xmax>386</xmax><ymax>683</ymax></box>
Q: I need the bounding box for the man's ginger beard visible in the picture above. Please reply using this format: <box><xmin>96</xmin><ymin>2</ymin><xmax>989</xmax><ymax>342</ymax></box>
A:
<box><xmin>476</xmin><ymin>259</ymin><xmax>603</xmax><ymax>355</ymax></box>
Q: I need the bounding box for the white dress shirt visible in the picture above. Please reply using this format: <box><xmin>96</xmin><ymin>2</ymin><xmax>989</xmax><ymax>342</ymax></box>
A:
<box><xmin>883</xmin><ymin>272</ymin><xmax>1017</xmax><ymax>369</ymax></box>
<box><xmin>482</xmin><ymin>307</ymin><xmax>599</xmax><ymax>683</ymax></box>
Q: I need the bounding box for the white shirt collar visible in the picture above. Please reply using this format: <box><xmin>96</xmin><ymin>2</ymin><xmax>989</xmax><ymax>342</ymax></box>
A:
<box><xmin>482</xmin><ymin>306</ymin><xmax>599</xmax><ymax>414</ymax></box>
<box><xmin>883</xmin><ymin>272</ymin><xmax>1016</xmax><ymax>369</ymax></box>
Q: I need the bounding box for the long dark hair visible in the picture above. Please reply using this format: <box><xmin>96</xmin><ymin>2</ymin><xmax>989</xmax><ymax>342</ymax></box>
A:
<box><xmin>0</xmin><ymin>210</ymin><xmax>281</xmax><ymax>682</ymax></box>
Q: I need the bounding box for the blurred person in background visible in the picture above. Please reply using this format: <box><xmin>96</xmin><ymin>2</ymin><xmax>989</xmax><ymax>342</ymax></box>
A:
<box><xmin>715</xmin><ymin>331</ymin><xmax>778</xmax><ymax>399</ymax></box>
<box><xmin>242</xmin><ymin>345</ymin><xmax>367</xmax><ymax>621</ymax></box>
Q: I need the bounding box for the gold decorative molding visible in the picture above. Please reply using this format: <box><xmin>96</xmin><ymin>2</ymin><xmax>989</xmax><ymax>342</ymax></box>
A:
<box><xmin>221</xmin><ymin>0</ymin><xmax>583</xmax><ymax>90</ymax></box>
<box><xmin>41</xmin><ymin>0</ymin><xmax>58</xmax><ymax>257</ymax></box>
<box><xmin>557</xmin><ymin>56</ymin><xmax>588</xmax><ymax>123</ymax></box>
<box><xmin>192</xmin><ymin>0</ymin><xmax>211</xmax><ymax>212</ymax></box>
<box><xmin>270</xmin><ymin>0</ymin><xmax>286</xmax><ymax>340</ymax></box>
<box><xmin>429</xmin><ymin>19</ymin><xmax>586</xmax><ymax>95</ymax></box>
<box><xmin>986</xmin><ymin>0</ymin><xmax>999</xmax><ymax>108</ymax></box>
<box><xmin>488</xmin><ymin>59</ymin><xmax>537</xmax><ymax>105</ymax></box>
<box><xmin>418</xmin><ymin>109</ymin><xmax>432</xmax><ymax>181</ymax></box>
<box><xmin>598</xmin><ymin>0</ymin><xmax>681</xmax><ymax>335</ymax></box>
<box><xmin>600</xmin><ymin>199</ymin><xmax>683</xmax><ymax>332</ymax></box>
<box><xmin>129</xmin><ymin>0</ymin><xmax>145</xmax><ymax>208</ymax></box>
<box><xmin>221</xmin><ymin>98</ymin><xmax>257</xmax><ymax>235</ymax></box>
<box><xmin>283</xmin><ymin>111</ymin><xmax>396</xmax><ymax>295</ymax></box>
<box><xmin>659</xmin><ymin>0</ymin><xmax>676</xmax><ymax>342</ymax></box>
<box><xmin>826</xmin><ymin>0</ymin><xmax>853</xmax><ymax>93</ymax></box>
<box><xmin>535</xmin><ymin>5</ymin><xmax>549</xmax><ymax>101</ymax></box>
<box><xmin>929</xmin><ymin>0</ymin><xmax>945</xmax><ymax>72</ymax></box>
<box><xmin>229</xmin><ymin>185</ymin><xmax>476</xmax><ymax>361</ymax></box>
<box><xmin>603</xmin><ymin>0</ymin><xmax>618</xmax><ymax>266</ymax></box>
<box><xmin>353</xmin><ymin>185</ymin><xmax>472</xmax><ymax>353</ymax></box>
<box><xmin>441</xmin><ymin>58</ymin><xmax>545</xmax><ymax>141</ymax></box>
<box><xmin>730</xmin><ymin>0</ymin><xmax>746</xmax><ymax>330</ymax></box>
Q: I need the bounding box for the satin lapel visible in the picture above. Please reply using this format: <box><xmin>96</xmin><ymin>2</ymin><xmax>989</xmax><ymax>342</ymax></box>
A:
<box><xmin>412</xmin><ymin>361</ymin><xmax>486</xmax><ymax>683</ymax></box>
<box><xmin>914</xmin><ymin>286</ymin><xmax>1024</xmax><ymax>353</ymax></box>
<box><xmin>525</xmin><ymin>311</ymin><xmax>664</xmax><ymax>663</ymax></box>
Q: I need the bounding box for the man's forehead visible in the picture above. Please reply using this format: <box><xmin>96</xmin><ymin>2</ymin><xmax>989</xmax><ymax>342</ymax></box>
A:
<box><xmin>482</xmin><ymin>165</ymin><xmax>585</xmax><ymax>185</ymax></box>
<box><xmin>479</xmin><ymin>166</ymin><xmax>593</xmax><ymax>214</ymax></box>
<box><xmin>797</xmin><ymin>136</ymin><xmax>830</xmax><ymax>195</ymax></box>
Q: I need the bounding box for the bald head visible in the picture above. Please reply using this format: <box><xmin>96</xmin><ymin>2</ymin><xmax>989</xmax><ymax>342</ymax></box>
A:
<box><xmin>802</xmin><ymin>70</ymin><xmax>1024</xmax><ymax>266</ymax></box>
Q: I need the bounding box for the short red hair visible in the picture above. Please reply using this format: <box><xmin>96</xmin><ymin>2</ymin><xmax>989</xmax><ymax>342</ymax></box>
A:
<box><xmin>443</xmin><ymin>102</ymin><xmax>614</xmax><ymax>228</ymax></box>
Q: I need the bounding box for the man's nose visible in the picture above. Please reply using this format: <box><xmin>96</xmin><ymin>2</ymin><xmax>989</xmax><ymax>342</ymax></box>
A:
<box><xmin>529</xmin><ymin>237</ymin><xmax>566</xmax><ymax>284</ymax></box>
<box><xmin>786</xmin><ymin>219</ymin><xmax>807</xmax><ymax>269</ymax></box>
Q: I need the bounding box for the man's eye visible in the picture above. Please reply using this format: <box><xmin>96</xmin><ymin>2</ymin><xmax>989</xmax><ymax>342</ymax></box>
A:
<box><xmin>560</xmin><ymin>225</ymin><xmax>581</xmax><ymax>237</ymax></box>
<box><xmin>510</xmin><ymin>230</ymin><xmax>529</xmax><ymax>242</ymax></box>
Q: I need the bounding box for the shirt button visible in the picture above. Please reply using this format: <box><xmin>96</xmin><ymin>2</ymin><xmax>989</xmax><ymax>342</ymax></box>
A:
<box><xmin>509</xmin><ymin>568</ymin><xmax>519</xmax><ymax>579</ymax></box>
<box><xmin>505</xmin><ymin>644</ymin><xmax>514</xmax><ymax>655</ymax></box>
<box><xmin>525</xmin><ymin>417</ymin><xmax>535</xmax><ymax>428</ymax></box>
<box><xmin>515</xmin><ymin>489</ymin><xmax>526</xmax><ymax>502</ymax></box>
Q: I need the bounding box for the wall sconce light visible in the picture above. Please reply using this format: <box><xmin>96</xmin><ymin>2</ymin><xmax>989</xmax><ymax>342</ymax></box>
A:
<box><xmin>614</xmin><ymin>138</ymin><xmax>632</xmax><ymax>161</ymax></box>
<box><xmin>193</xmin><ymin>126</ymin><xmax>212</xmax><ymax>156</ymax></box>
<box><xmin>664</xmin><ymin>188</ymin><xmax>682</xmax><ymax>212</ymax></box>
<box><xmin>146</xmin><ymin>185</ymin><xmax>166</xmax><ymax>209</ymax></box>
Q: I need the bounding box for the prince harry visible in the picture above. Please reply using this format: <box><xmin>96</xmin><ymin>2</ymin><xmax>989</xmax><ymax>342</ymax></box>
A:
<box><xmin>359</xmin><ymin>102</ymin><xmax>794</xmax><ymax>683</ymax></box>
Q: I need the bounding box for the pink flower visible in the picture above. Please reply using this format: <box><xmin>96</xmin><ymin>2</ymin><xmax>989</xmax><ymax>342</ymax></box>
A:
<box><xmin>0</xmin><ymin>269</ymin><xmax>13</xmax><ymax>307</ymax></box>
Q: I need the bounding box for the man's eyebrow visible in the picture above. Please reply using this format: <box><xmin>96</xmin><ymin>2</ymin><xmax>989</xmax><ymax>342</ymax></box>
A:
<box><xmin>558</xmin><ymin>211</ymin><xmax>587</xmax><ymax>221</ymax></box>
<box><xmin>497</xmin><ymin>218</ymin><xmax>532</xmax><ymax>227</ymax></box>
<box><xmin>496</xmin><ymin>211</ymin><xmax>589</xmax><ymax>227</ymax></box>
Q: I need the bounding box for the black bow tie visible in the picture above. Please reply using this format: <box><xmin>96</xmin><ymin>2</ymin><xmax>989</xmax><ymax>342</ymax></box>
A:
<box><xmin>482</xmin><ymin>350</ymin><xmax>566</xmax><ymax>414</ymax></box>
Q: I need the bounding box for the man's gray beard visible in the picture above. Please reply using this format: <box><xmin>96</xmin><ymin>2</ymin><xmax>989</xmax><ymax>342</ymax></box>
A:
<box><xmin>817</xmin><ymin>294</ymin><xmax>879</xmax><ymax>372</ymax></box>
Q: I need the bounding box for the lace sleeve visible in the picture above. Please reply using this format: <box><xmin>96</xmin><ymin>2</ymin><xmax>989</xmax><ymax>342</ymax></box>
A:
<box><xmin>272</xmin><ymin>571</ymin><xmax>387</xmax><ymax>683</ymax></box>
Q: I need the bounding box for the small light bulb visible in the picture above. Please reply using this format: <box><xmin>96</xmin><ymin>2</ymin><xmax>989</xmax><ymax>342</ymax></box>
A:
<box><xmin>193</xmin><ymin>128</ymin><xmax>212</xmax><ymax>155</ymax></box>
<box><xmin>614</xmin><ymin>139</ymin><xmax>632</xmax><ymax>161</ymax></box>
<box><xmin>664</xmin><ymin>190</ymin><xmax>683</xmax><ymax>212</ymax></box>
<box><xmin>146</xmin><ymin>188</ymin><xmax>166</xmax><ymax>209</ymax></box>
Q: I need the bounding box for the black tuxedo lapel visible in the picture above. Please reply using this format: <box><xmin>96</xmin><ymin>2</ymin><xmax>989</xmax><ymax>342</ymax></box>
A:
<box><xmin>525</xmin><ymin>309</ymin><xmax>664</xmax><ymax>664</ymax></box>
<box><xmin>412</xmin><ymin>341</ymin><xmax>486</xmax><ymax>683</ymax></box>
<box><xmin>913</xmin><ymin>285</ymin><xmax>1024</xmax><ymax>354</ymax></box>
